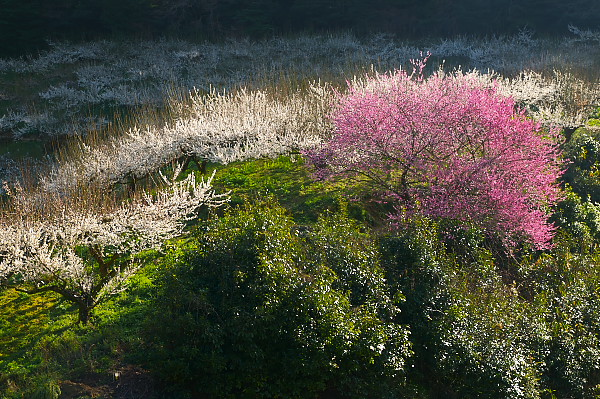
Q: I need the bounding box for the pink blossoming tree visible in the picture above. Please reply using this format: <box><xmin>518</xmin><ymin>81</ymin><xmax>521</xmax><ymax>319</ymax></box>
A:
<box><xmin>309</xmin><ymin>67</ymin><xmax>564</xmax><ymax>249</ymax></box>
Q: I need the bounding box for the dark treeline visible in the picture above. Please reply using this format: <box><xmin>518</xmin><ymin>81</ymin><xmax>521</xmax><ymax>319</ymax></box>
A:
<box><xmin>0</xmin><ymin>0</ymin><xmax>598</xmax><ymax>56</ymax></box>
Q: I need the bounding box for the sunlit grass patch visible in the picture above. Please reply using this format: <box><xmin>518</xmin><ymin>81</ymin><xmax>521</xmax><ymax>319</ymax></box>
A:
<box><xmin>0</xmin><ymin>289</ymin><xmax>73</xmax><ymax>361</ymax></box>
<box><xmin>0</xmin><ymin>288</ymin><xmax>74</xmax><ymax>392</ymax></box>
<box><xmin>0</xmin><ymin>260</ymin><xmax>159</xmax><ymax>397</ymax></box>
<box><xmin>212</xmin><ymin>155</ymin><xmax>338</xmax><ymax>223</ymax></box>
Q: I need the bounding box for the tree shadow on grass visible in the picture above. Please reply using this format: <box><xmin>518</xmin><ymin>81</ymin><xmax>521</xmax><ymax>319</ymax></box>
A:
<box><xmin>0</xmin><ymin>288</ymin><xmax>75</xmax><ymax>367</ymax></box>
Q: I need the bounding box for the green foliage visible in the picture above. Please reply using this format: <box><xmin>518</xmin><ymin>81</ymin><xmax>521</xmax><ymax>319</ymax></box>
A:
<box><xmin>563</xmin><ymin>128</ymin><xmax>600</xmax><ymax>203</ymax></box>
<box><xmin>380</xmin><ymin>219</ymin><xmax>537</xmax><ymax>397</ymax></box>
<box><xmin>0</xmin><ymin>258</ymin><xmax>158</xmax><ymax>398</ymax></box>
<box><xmin>380</xmin><ymin>219</ymin><xmax>460</xmax><ymax>397</ymax></box>
<box><xmin>516</xmin><ymin>242</ymin><xmax>600</xmax><ymax>397</ymax></box>
<box><xmin>144</xmin><ymin>202</ymin><xmax>412</xmax><ymax>398</ymax></box>
<box><xmin>552</xmin><ymin>186</ymin><xmax>600</xmax><ymax>251</ymax></box>
<box><xmin>432</xmin><ymin>261</ymin><xmax>544</xmax><ymax>399</ymax></box>
<box><xmin>27</xmin><ymin>377</ymin><xmax>61</xmax><ymax>399</ymax></box>
<box><xmin>0</xmin><ymin>289</ymin><xmax>73</xmax><ymax>394</ymax></box>
<box><xmin>5</xmin><ymin>152</ymin><xmax>600</xmax><ymax>398</ymax></box>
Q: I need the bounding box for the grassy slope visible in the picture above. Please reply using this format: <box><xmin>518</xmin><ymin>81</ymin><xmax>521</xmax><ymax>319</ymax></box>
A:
<box><xmin>3</xmin><ymin>130</ymin><xmax>600</xmax><ymax>398</ymax></box>
<box><xmin>0</xmin><ymin>155</ymin><xmax>345</xmax><ymax>398</ymax></box>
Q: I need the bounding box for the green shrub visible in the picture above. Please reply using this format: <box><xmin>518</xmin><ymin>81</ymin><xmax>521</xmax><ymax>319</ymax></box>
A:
<box><xmin>551</xmin><ymin>187</ymin><xmax>600</xmax><ymax>251</ymax></box>
<box><xmin>143</xmin><ymin>202</ymin><xmax>412</xmax><ymax>398</ymax></box>
<box><xmin>433</xmin><ymin>277</ymin><xmax>543</xmax><ymax>399</ymax></box>
<box><xmin>381</xmin><ymin>218</ymin><xmax>543</xmax><ymax>398</ymax></box>
<box><xmin>522</xmin><ymin>245</ymin><xmax>600</xmax><ymax>397</ymax></box>
<box><xmin>28</xmin><ymin>377</ymin><xmax>61</xmax><ymax>399</ymax></box>
<box><xmin>562</xmin><ymin>128</ymin><xmax>600</xmax><ymax>204</ymax></box>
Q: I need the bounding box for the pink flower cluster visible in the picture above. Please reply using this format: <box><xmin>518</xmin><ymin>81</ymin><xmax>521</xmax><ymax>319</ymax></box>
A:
<box><xmin>310</xmin><ymin>69</ymin><xmax>564</xmax><ymax>249</ymax></box>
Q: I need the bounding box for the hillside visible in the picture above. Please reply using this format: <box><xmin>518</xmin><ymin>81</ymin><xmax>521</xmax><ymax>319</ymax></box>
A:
<box><xmin>1</xmin><ymin>31</ymin><xmax>600</xmax><ymax>398</ymax></box>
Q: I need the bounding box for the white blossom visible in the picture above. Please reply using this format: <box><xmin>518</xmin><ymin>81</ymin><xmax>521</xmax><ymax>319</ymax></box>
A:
<box><xmin>41</xmin><ymin>82</ymin><xmax>333</xmax><ymax>192</ymax></box>
<box><xmin>0</xmin><ymin>169</ymin><xmax>228</xmax><ymax>322</ymax></box>
<box><xmin>2</xmin><ymin>30</ymin><xmax>599</xmax><ymax>138</ymax></box>
<box><xmin>568</xmin><ymin>25</ymin><xmax>600</xmax><ymax>46</ymax></box>
<box><xmin>496</xmin><ymin>70</ymin><xmax>600</xmax><ymax>128</ymax></box>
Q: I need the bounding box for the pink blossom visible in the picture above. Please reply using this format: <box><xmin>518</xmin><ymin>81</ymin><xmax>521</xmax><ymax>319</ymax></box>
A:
<box><xmin>309</xmin><ymin>68</ymin><xmax>564</xmax><ymax>249</ymax></box>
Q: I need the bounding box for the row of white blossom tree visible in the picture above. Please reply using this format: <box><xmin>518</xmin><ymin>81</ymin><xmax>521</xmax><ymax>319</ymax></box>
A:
<box><xmin>0</xmin><ymin>81</ymin><xmax>334</xmax><ymax>323</ymax></box>
<box><xmin>1</xmin><ymin>28</ymin><xmax>598</xmax><ymax>138</ymax></box>
<box><xmin>41</xmin><ymin>83</ymin><xmax>332</xmax><ymax>193</ymax></box>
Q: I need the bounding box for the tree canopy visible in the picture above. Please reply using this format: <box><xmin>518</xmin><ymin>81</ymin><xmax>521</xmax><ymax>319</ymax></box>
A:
<box><xmin>308</xmin><ymin>66</ymin><xmax>564</xmax><ymax>248</ymax></box>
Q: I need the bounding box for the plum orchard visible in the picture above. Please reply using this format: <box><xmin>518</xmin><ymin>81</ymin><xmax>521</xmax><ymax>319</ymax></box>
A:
<box><xmin>309</xmin><ymin>66</ymin><xmax>565</xmax><ymax>249</ymax></box>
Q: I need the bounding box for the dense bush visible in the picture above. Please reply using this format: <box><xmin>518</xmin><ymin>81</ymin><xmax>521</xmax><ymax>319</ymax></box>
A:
<box><xmin>381</xmin><ymin>216</ymin><xmax>600</xmax><ymax>398</ymax></box>
<box><xmin>552</xmin><ymin>187</ymin><xmax>600</xmax><ymax>250</ymax></box>
<box><xmin>143</xmin><ymin>202</ymin><xmax>412</xmax><ymax>398</ymax></box>
<box><xmin>379</xmin><ymin>219</ymin><xmax>540</xmax><ymax>398</ymax></box>
<box><xmin>517</xmin><ymin>242</ymin><xmax>600</xmax><ymax>398</ymax></box>
<box><xmin>5</xmin><ymin>156</ymin><xmax>600</xmax><ymax>398</ymax></box>
<box><xmin>563</xmin><ymin>127</ymin><xmax>600</xmax><ymax>204</ymax></box>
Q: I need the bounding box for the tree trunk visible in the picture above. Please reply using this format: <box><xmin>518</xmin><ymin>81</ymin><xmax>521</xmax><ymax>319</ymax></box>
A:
<box><xmin>77</xmin><ymin>298</ymin><xmax>95</xmax><ymax>324</ymax></box>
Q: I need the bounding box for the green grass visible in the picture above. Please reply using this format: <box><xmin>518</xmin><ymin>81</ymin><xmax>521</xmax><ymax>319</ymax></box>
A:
<box><xmin>0</xmin><ymin>289</ymin><xmax>73</xmax><ymax>362</ymax></box>
<box><xmin>3</xmin><ymin>148</ymin><xmax>600</xmax><ymax>398</ymax></box>
<box><xmin>0</xmin><ymin>264</ymin><xmax>161</xmax><ymax>397</ymax></box>
<box><xmin>0</xmin><ymin>288</ymin><xmax>74</xmax><ymax>394</ymax></box>
<box><xmin>211</xmin><ymin>155</ymin><xmax>341</xmax><ymax>224</ymax></box>
<box><xmin>209</xmin><ymin>154</ymin><xmax>386</xmax><ymax>227</ymax></box>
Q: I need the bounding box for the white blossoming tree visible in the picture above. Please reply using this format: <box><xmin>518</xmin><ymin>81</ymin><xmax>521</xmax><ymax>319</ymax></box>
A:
<box><xmin>41</xmin><ymin>83</ymin><xmax>332</xmax><ymax>193</ymax></box>
<box><xmin>0</xmin><ymin>167</ymin><xmax>228</xmax><ymax>323</ymax></box>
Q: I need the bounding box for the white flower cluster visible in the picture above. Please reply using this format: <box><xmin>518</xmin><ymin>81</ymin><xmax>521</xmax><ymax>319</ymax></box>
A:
<box><xmin>0</xmin><ymin>169</ymin><xmax>228</xmax><ymax>308</ymax></box>
<box><xmin>568</xmin><ymin>25</ymin><xmax>600</xmax><ymax>46</ymax></box>
<box><xmin>0</xmin><ymin>110</ymin><xmax>53</xmax><ymax>138</ymax></box>
<box><xmin>42</xmin><ymin>82</ymin><xmax>333</xmax><ymax>192</ymax></box>
<box><xmin>347</xmin><ymin>65</ymin><xmax>599</xmax><ymax>130</ymax></box>
<box><xmin>427</xmin><ymin>33</ymin><xmax>538</xmax><ymax>71</ymax></box>
<box><xmin>494</xmin><ymin>70</ymin><xmax>600</xmax><ymax>128</ymax></box>
<box><xmin>2</xmin><ymin>30</ymin><xmax>598</xmax><ymax>139</ymax></box>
